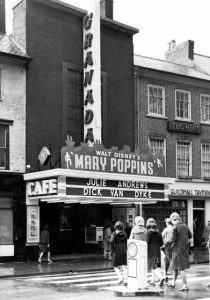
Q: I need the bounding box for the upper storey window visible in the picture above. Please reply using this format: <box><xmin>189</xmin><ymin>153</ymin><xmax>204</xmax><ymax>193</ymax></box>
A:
<box><xmin>175</xmin><ymin>89</ymin><xmax>191</xmax><ymax>120</ymax></box>
<box><xmin>0</xmin><ymin>126</ymin><xmax>8</xmax><ymax>169</ymax></box>
<box><xmin>201</xmin><ymin>94</ymin><xmax>210</xmax><ymax>123</ymax></box>
<box><xmin>148</xmin><ymin>85</ymin><xmax>165</xmax><ymax>117</ymax></box>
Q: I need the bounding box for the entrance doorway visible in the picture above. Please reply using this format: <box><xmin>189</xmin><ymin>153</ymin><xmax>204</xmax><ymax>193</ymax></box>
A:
<box><xmin>193</xmin><ymin>209</ymin><xmax>204</xmax><ymax>247</ymax></box>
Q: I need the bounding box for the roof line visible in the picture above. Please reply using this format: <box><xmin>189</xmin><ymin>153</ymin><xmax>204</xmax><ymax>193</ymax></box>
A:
<box><xmin>134</xmin><ymin>53</ymin><xmax>208</xmax><ymax>71</ymax></box>
<box><xmin>134</xmin><ymin>65</ymin><xmax>210</xmax><ymax>83</ymax></box>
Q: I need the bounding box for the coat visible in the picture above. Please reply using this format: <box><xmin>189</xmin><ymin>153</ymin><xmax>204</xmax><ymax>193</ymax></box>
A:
<box><xmin>147</xmin><ymin>229</ymin><xmax>163</xmax><ymax>269</ymax></box>
<box><xmin>103</xmin><ymin>227</ymin><xmax>112</xmax><ymax>252</ymax></box>
<box><xmin>110</xmin><ymin>230</ymin><xmax>127</xmax><ymax>267</ymax></box>
<box><xmin>169</xmin><ymin>222</ymin><xmax>192</xmax><ymax>270</ymax></box>
<box><xmin>130</xmin><ymin>225</ymin><xmax>148</xmax><ymax>241</ymax></box>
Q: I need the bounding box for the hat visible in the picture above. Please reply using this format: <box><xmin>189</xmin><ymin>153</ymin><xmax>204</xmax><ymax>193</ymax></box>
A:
<box><xmin>114</xmin><ymin>221</ymin><xmax>124</xmax><ymax>230</ymax></box>
<box><xmin>170</xmin><ymin>212</ymin><xmax>180</xmax><ymax>222</ymax></box>
<box><xmin>146</xmin><ymin>218</ymin><xmax>157</xmax><ymax>227</ymax></box>
<box><xmin>135</xmin><ymin>216</ymin><xmax>145</xmax><ymax>226</ymax></box>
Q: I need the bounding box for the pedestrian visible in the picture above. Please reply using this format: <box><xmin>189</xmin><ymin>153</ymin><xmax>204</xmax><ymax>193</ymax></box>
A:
<box><xmin>168</xmin><ymin>212</ymin><xmax>192</xmax><ymax>291</ymax></box>
<box><xmin>38</xmin><ymin>225</ymin><xmax>53</xmax><ymax>264</ymax></box>
<box><xmin>203</xmin><ymin>220</ymin><xmax>210</xmax><ymax>243</ymax></box>
<box><xmin>124</xmin><ymin>222</ymin><xmax>132</xmax><ymax>238</ymax></box>
<box><xmin>146</xmin><ymin>218</ymin><xmax>165</xmax><ymax>287</ymax></box>
<box><xmin>129</xmin><ymin>216</ymin><xmax>147</xmax><ymax>241</ymax></box>
<box><xmin>162</xmin><ymin>218</ymin><xmax>173</xmax><ymax>283</ymax></box>
<box><xmin>110</xmin><ymin>220</ymin><xmax>128</xmax><ymax>286</ymax></box>
<box><xmin>103</xmin><ymin>219</ymin><xmax>113</xmax><ymax>260</ymax></box>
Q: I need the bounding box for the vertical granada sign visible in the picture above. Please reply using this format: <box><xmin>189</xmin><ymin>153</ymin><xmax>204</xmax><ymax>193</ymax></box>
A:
<box><xmin>83</xmin><ymin>0</ymin><xmax>101</xmax><ymax>144</ymax></box>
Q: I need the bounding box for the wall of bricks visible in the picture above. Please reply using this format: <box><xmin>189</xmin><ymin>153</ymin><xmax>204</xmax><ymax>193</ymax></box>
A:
<box><xmin>0</xmin><ymin>61</ymin><xmax>26</xmax><ymax>173</ymax></box>
<box><xmin>135</xmin><ymin>67</ymin><xmax>210</xmax><ymax>179</ymax></box>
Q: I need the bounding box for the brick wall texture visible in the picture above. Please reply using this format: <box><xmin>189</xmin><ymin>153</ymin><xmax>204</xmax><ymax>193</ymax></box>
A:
<box><xmin>135</xmin><ymin>68</ymin><xmax>210</xmax><ymax>179</ymax></box>
<box><xmin>0</xmin><ymin>62</ymin><xmax>26</xmax><ymax>173</ymax></box>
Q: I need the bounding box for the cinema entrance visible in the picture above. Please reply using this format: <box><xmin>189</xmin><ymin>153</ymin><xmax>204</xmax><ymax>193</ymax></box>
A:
<box><xmin>24</xmin><ymin>141</ymin><xmax>174</xmax><ymax>255</ymax></box>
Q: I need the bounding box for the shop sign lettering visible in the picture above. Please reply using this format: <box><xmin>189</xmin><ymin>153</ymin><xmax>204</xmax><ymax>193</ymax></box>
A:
<box><xmin>170</xmin><ymin>188</ymin><xmax>210</xmax><ymax>196</ymax></box>
<box><xmin>61</xmin><ymin>137</ymin><xmax>166</xmax><ymax>177</ymax></box>
<box><xmin>27</xmin><ymin>179</ymin><xmax>58</xmax><ymax>197</ymax></box>
<box><xmin>167</xmin><ymin>120</ymin><xmax>201</xmax><ymax>134</ymax></box>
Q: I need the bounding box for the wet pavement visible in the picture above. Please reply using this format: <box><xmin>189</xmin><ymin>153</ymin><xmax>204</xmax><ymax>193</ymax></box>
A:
<box><xmin>0</xmin><ymin>247</ymin><xmax>209</xmax><ymax>279</ymax></box>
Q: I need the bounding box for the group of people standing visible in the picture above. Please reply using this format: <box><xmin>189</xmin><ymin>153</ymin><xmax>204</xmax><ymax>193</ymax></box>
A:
<box><xmin>104</xmin><ymin>212</ymin><xmax>192</xmax><ymax>291</ymax></box>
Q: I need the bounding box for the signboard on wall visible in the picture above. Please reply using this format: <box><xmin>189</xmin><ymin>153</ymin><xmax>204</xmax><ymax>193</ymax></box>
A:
<box><xmin>27</xmin><ymin>206</ymin><xmax>40</xmax><ymax>244</ymax></box>
<box><xmin>83</xmin><ymin>0</ymin><xmax>101</xmax><ymax>143</ymax></box>
<box><xmin>27</xmin><ymin>178</ymin><xmax>58</xmax><ymax>198</ymax></box>
<box><xmin>61</xmin><ymin>137</ymin><xmax>166</xmax><ymax>177</ymax></box>
<box><xmin>167</xmin><ymin>120</ymin><xmax>201</xmax><ymax>134</ymax></box>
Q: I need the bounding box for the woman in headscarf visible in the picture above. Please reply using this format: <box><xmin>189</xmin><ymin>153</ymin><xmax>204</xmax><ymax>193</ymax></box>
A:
<box><xmin>146</xmin><ymin>218</ymin><xmax>164</xmax><ymax>287</ymax></box>
<box><xmin>130</xmin><ymin>216</ymin><xmax>147</xmax><ymax>241</ymax></box>
<box><xmin>168</xmin><ymin>212</ymin><xmax>192</xmax><ymax>291</ymax></box>
<box><xmin>110</xmin><ymin>220</ymin><xmax>128</xmax><ymax>285</ymax></box>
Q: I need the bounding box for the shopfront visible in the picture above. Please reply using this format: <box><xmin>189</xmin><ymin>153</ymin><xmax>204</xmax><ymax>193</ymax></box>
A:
<box><xmin>24</xmin><ymin>139</ymin><xmax>174</xmax><ymax>254</ymax></box>
<box><xmin>168</xmin><ymin>181</ymin><xmax>210</xmax><ymax>247</ymax></box>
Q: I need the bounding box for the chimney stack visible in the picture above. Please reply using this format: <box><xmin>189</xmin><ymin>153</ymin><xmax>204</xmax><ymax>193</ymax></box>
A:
<box><xmin>0</xmin><ymin>0</ymin><xmax>6</xmax><ymax>34</ymax></box>
<box><xmin>165</xmin><ymin>40</ymin><xmax>194</xmax><ymax>66</ymax></box>
<box><xmin>100</xmin><ymin>0</ymin><xmax>113</xmax><ymax>19</ymax></box>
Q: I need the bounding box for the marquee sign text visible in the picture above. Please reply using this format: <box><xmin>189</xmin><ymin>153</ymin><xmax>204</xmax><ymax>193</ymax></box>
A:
<box><xmin>61</xmin><ymin>137</ymin><xmax>166</xmax><ymax>177</ymax></box>
<box><xmin>66</xmin><ymin>177</ymin><xmax>165</xmax><ymax>200</ymax></box>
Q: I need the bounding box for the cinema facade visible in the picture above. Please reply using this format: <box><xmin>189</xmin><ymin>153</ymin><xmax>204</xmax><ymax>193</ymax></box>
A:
<box><xmin>24</xmin><ymin>139</ymin><xmax>174</xmax><ymax>253</ymax></box>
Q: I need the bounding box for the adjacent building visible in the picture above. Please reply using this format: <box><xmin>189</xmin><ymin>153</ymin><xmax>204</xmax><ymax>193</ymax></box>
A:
<box><xmin>135</xmin><ymin>40</ymin><xmax>210</xmax><ymax>246</ymax></box>
<box><xmin>0</xmin><ymin>0</ymin><xmax>30</xmax><ymax>257</ymax></box>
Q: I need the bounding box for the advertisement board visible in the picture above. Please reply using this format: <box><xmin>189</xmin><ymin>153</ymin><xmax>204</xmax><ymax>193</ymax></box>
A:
<box><xmin>26</xmin><ymin>206</ymin><xmax>40</xmax><ymax>244</ymax></box>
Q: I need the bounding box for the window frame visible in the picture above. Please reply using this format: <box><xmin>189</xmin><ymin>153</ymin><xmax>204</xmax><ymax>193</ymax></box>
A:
<box><xmin>148</xmin><ymin>137</ymin><xmax>166</xmax><ymax>157</ymax></box>
<box><xmin>0</xmin><ymin>125</ymin><xmax>9</xmax><ymax>170</ymax></box>
<box><xmin>201</xmin><ymin>143</ymin><xmax>210</xmax><ymax>178</ymax></box>
<box><xmin>200</xmin><ymin>93</ymin><xmax>210</xmax><ymax>124</ymax></box>
<box><xmin>176</xmin><ymin>140</ymin><xmax>192</xmax><ymax>177</ymax></box>
<box><xmin>175</xmin><ymin>89</ymin><xmax>191</xmax><ymax>121</ymax></box>
<box><xmin>147</xmin><ymin>84</ymin><xmax>165</xmax><ymax>118</ymax></box>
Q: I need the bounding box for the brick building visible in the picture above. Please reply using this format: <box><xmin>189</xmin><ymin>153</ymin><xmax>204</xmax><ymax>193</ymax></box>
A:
<box><xmin>0</xmin><ymin>0</ymin><xmax>30</xmax><ymax>257</ymax></box>
<box><xmin>10</xmin><ymin>0</ymin><xmax>158</xmax><ymax>258</ymax></box>
<box><xmin>135</xmin><ymin>40</ymin><xmax>210</xmax><ymax>246</ymax></box>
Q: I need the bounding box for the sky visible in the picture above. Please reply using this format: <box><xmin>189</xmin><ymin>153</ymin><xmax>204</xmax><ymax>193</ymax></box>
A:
<box><xmin>5</xmin><ymin>0</ymin><xmax>210</xmax><ymax>59</ymax></box>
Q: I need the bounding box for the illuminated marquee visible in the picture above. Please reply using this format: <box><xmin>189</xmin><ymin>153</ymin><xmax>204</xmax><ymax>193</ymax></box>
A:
<box><xmin>83</xmin><ymin>0</ymin><xmax>101</xmax><ymax>143</ymax></box>
<box><xmin>61</xmin><ymin>137</ymin><xmax>166</xmax><ymax>177</ymax></box>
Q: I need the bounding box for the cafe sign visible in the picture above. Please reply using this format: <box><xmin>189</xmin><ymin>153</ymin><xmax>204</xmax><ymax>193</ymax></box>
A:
<box><xmin>27</xmin><ymin>178</ymin><xmax>58</xmax><ymax>197</ymax></box>
<box><xmin>61</xmin><ymin>137</ymin><xmax>166</xmax><ymax>177</ymax></box>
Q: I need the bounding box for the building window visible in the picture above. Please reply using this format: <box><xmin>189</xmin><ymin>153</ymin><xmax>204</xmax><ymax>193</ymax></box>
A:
<box><xmin>202</xmin><ymin>144</ymin><xmax>210</xmax><ymax>177</ymax></box>
<box><xmin>175</xmin><ymin>89</ymin><xmax>191</xmax><ymax>120</ymax></box>
<box><xmin>148</xmin><ymin>85</ymin><xmax>165</xmax><ymax>117</ymax></box>
<box><xmin>0</xmin><ymin>126</ymin><xmax>8</xmax><ymax>169</ymax></box>
<box><xmin>201</xmin><ymin>94</ymin><xmax>210</xmax><ymax>123</ymax></box>
<box><xmin>149</xmin><ymin>138</ymin><xmax>166</xmax><ymax>156</ymax></box>
<box><xmin>177</xmin><ymin>141</ymin><xmax>192</xmax><ymax>177</ymax></box>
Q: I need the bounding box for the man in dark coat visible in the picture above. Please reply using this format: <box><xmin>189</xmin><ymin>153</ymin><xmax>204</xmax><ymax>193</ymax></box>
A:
<box><xmin>169</xmin><ymin>212</ymin><xmax>192</xmax><ymax>291</ymax></box>
<box><xmin>38</xmin><ymin>225</ymin><xmax>52</xmax><ymax>264</ymax></box>
<box><xmin>110</xmin><ymin>221</ymin><xmax>127</xmax><ymax>285</ymax></box>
